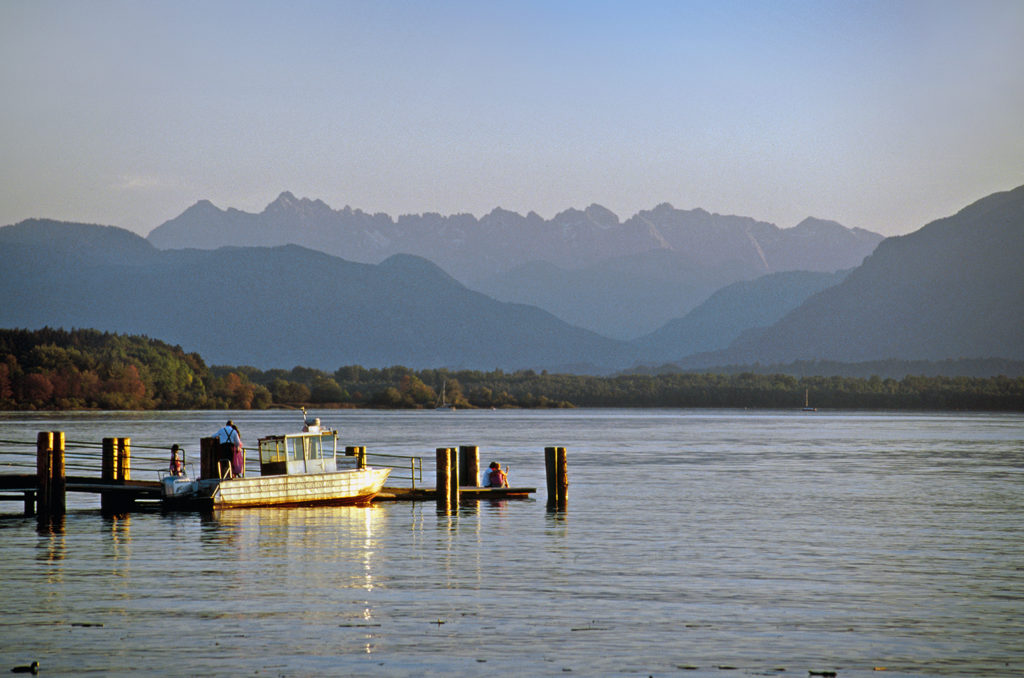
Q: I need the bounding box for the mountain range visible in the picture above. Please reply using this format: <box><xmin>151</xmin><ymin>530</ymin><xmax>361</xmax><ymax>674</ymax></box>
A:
<box><xmin>0</xmin><ymin>222</ymin><xmax>633</xmax><ymax>371</ymax></box>
<box><xmin>679</xmin><ymin>184</ymin><xmax>1024</xmax><ymax>367</ymax></box>
<box><xmin>2</xmin><ymin>185</ymin><xmax>1022</xmax><ymax>374</ymax></box>
<box><xmin>149</xmin><ymin>195</ymin><xmax>883</xmax><ymax>338</ymax></box>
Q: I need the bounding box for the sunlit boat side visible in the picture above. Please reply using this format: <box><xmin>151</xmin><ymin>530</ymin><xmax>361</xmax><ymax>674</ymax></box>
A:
<box><xmin>162</xmin><ymin>422</ymin><xmax>390</xmax><ymax>509</ymax></box>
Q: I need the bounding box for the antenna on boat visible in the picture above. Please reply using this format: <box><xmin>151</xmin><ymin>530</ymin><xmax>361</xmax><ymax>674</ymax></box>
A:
<box><xmin>301</xmin><ymin>406</ymin><xmax>322</xmax><ymax>432</ymax></box>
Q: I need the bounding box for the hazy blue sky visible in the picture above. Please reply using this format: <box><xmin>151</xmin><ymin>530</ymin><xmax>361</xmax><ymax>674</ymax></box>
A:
<box><xmin>2</xmin><ymin>0</ymin><xmax>1022</xmax><ymax>237</ymax></box>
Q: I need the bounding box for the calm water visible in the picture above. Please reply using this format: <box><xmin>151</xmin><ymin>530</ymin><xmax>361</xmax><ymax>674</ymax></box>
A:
<box><xmin>1</xmin><ymin>409</ymin><xmax>1022</xmax><ymax>677</ymax></box>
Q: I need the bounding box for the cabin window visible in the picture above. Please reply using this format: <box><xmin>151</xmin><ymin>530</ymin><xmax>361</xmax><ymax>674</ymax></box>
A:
<box><xmin>311</xmin><ymin>433</ymin><xmax>337</xmax><ymax>459</ymax></box>
<box><xmin>276</xmin><ymin>433</ymin><xmax>336</xmax><ymax>461</ymax></box>
<box><xmin>257</xmin><ymin>432</ymin><xmax>337</xmax><ymax>473</ymax></box>
<box><xmin>259</xmin><ymin>438</ymin><xmax>286</xmax><ymax>464</ymax></box>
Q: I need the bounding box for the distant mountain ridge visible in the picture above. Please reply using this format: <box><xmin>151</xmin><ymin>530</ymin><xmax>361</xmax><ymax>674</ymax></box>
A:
<box><xmin>148</xmin><ymin>193</ymin><xmax>883</xmax><ymax>337</ymax></box>
<box><xmin>678</xmin><ymin>184</ymin><xmax>1024</xmax><ymax>367</ymax></box>
<box><xmin>149</xmin><ymin>192</ymin><xmax>882</xmax><ymax>279</ymax></box>
<box><xmin>4</xmin><ymin>185</ymin><xmax>1021</xmax><ymax>375</ymax></box>
<box><xmin>0</xmin><ymin>220</ymin><xmax>636</xmax><ymax>372</ymax></box>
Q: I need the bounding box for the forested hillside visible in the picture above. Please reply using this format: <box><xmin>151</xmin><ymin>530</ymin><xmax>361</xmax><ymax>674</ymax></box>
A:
<box><xmin>0</xmin><ymin>328</ymin><xmax>267</xmax><ymax>410</ymax></box>
<box><xmin>3</xmin><ymin>328</ymin><xmax>1021</xmax><ymax>411</ymax></box>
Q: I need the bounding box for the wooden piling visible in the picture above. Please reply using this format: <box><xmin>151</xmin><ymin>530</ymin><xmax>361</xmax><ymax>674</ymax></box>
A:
<box><xmin>436</xmin><ymin>447</ymin><xmax>452</xmax><ymax>510</ymax></box>
<box><xmin>556</xmin><ymin>446</ymin><xmax>568</xmax><ymax>507</ymax></box>
<box><xmin>346</xmin><ymin>446</ymin><xmax>367</xmax><ymax>470</ymax></box>
<box><xmin>459</xmin><ymin>445</ymin><xmax>479</xmax><ymax>487</ymax></box>
<box><xmin>36</xmin><ymin>432</ymin><xmax>52</xmax><ymax>517</ymax></box>
<box><xmin>449</xmin><ymin>446</ymin><xmax>460</xmax><ymax>506</ymax></box>
<box><xmin>102</xmin><ymin>437</ymin><xmax>131</xmax><ymax>481</ymax></box>
<box><xmin>545</xmin><ymin>446</ymin><xmax>555</xmax><ymax>505</ymax></box>
<box><xmin>102</xmin><ymin>437</ymin><xmax>114</xmax><ymax>483</ymax></box>
<box><xmin>545</xmin><ymin>446</ymin><xmax>568</xmax><ymax>509</ymax></box>
<box><xmin>200</xmin><ymin>437</ymin><xmax>218</xmax><ymax>480</ymax></box>
<box><xmin>50</xmin><ymin>431</ymin><xmax>65</xmax><ymax>515</ymax></box>
<box><xmin>101</xmin><ymin>437</ymin><xmax>132</xmax><ymax>513</ymax></box>
<box><xmin>34</xmin><ymin>431</ymin><xmax>66</xmax><ymax>519</ymax></box>
<box><xmin>36</xmin><ymin>433</ymin><xmax>50</xmax><ymax>517</ymax></box>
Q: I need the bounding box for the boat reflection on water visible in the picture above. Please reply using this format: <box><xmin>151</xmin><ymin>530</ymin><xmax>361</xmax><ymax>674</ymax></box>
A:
<box><xmin>209</xmin><ymin>505</ymin><xmax>387</xmax><ymax>592</ymax></box>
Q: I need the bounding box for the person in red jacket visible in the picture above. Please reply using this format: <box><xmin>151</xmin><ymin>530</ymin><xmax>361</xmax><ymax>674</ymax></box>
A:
<box><xmin>168</xmin><ymin>444</ymin><xmax>185</xmax><ymax>476</ymax></box>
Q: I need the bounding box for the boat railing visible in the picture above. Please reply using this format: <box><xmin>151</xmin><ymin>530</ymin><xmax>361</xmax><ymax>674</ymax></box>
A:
<box><xmin>363</xmin><ymin>452</ymin><xmax>423</xmax><ymax>489</ymax></box>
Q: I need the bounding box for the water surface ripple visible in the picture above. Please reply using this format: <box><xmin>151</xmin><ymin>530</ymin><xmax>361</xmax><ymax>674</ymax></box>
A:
<box><xmin>1</xmin><ymin>409</ymin><xmax>1021</xmax><ymax>677</ymax></box>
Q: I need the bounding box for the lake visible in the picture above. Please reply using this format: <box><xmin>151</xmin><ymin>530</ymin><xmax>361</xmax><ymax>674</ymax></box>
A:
<box><xmin>1</xmin><ymin>409</ymin><xmax>1022</xmax><ymax>677</ymax></box>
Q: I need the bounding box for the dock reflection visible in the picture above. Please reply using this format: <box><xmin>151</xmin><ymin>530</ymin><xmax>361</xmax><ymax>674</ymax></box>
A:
<box><xmin>207</xmin><ymin>505</ymin><xmax>386</xmax><ymax>592</ymax></box>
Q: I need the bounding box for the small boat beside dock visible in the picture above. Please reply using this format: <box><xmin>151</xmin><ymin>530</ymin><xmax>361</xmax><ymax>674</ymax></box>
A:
<box><xmin>164</xmin><ymin>422</ymin><xmax>390</xmax><ymax>510</ymax></box>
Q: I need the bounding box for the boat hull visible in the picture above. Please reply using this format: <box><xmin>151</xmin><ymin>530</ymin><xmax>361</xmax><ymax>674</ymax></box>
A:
<box><xmin>188</xmin><ymin>467</ymin><xmax>391</xmax><ymax>509</ymax></box>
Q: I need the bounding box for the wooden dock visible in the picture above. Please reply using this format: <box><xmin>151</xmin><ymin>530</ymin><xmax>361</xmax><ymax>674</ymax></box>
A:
<box><xmin>375</xmin><ymin>486</ymin><xmax>536</xmax><ymax>501</ymax></box>
<box><xmin>2</xmin><ymin>433</ymin><xmax>563</xmax><ymax>519</ymax></box>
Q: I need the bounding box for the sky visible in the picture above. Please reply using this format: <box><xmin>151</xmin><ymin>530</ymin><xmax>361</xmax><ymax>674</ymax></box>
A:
<box><xmin>1</xmin><ymin>0</ymin><xmax>1022</xmax><ymax>238</ymax></box>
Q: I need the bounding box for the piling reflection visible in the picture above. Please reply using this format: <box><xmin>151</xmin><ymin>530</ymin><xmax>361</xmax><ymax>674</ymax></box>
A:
<box><xmin>35</xmin><ymin>513</ymin><xmax>65</xmax><ymax>540</ymax></box>
<box><xmin>104</xmin><ymin>512</ymin><xmax>132</xmax><ymax>551</ymax></box>
<box><xmin>545</xmin><ymin>506</ymin><xmax>570</xmax><ymax>534</ymax></box>
<box><xmin>35</xmin><ymin>514</ymin><xmax>66</xmax><ymax>588</ymax></box>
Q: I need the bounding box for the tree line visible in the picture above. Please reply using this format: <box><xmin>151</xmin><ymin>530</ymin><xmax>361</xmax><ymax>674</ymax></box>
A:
<box><xmin>2</xmin><ymin>328</ymin><xmax>1022</xmax><ymax>411</ymax></box>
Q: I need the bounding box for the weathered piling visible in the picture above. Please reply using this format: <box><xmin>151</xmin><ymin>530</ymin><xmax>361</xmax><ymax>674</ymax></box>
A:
<box><xmin>545</xmin><ymin>446</ymin><xmax>568</xmax><ymax>510</ymax></box>
<box><xmin>435</xmin><ymin>447</ymin><xmax>451</xmax><ymax>510</ymax></box>
<box><xmin>50</xmin><ymin>432</ymin><xmax>65</xmax><ymax>516</ymax></box>
<box><xmin>35</xmin><ymin>433</ymin><xmax>50</xmax><ymax>517</ymax></box>
<box><xmin>346</xmin><ymin>446</ymin><xmax>367</xmax><ymax>470</ymax></box>
<box><xmin>435</xmin><ymin>447</ymin><xmax>460</xmax><ymax>510</ymax></box>
<box><xmin>449</xmin><ymin>447</ymin><xmax>460</xmax><ymax>506</ymax></box>
<box><xmin>36</xmin><ymin>431</ymin><xmax>66</xmax><ymax>518</ymax></box>
<box><xmin>459</xmin><ymin>445</ymin><xmax>479</xmax><ymax>487</ymax></box>
<box><xmin>200</xmin><ymin>437</ymin><xmax>218</xmax><ymax>480</ymax></box>
<box><xmin>101</xmin><ymin>437</ymin><xmax>131</xmax><ymax>481</ymax></box>
<box><xmin>101</xmin><ymin>437</ymin><xmax>132</xmax><ymax>513</ymax></box>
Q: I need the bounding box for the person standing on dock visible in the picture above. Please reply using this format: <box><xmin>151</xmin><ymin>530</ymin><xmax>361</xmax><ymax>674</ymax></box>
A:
<box><xmin>230</xmin><ymin>422</ymin><xmax>244</xmax><ymax>478</ymax></box>
<box><xmin>214</xmin><ymin>421</ymin><xmax>240</xmax><ymax>478</ymax></box>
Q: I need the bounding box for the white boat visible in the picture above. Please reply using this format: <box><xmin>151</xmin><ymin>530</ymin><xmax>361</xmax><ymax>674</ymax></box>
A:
<box><xmin>162</xmin><ymin>419</ymin><xmax>390</xmax><ymax>509</ymax></box>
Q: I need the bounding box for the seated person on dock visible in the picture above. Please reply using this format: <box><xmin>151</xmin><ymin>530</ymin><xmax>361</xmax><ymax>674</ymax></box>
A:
<box><xmin>168</xmin><ymin>444</ymin><xmax>185</xmax><ymax>476</ymax></box>
<box><xmin>483</xmin><ymin>461</ymin><xmax>509</xmax><ymax>488</ymax></box>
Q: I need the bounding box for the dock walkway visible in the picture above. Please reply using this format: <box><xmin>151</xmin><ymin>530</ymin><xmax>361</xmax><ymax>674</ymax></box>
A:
<box><xmin>2</xmin><ymin>434</ymin><xmax>557</xmax><ymax>518</ymax></box>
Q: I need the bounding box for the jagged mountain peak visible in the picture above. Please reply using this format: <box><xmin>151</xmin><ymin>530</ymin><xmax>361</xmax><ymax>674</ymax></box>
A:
<box><xmin>483</xmin><ymin>206</ymin><xmax>523</xmax><ymax>220</ymax></box>
<box><xmin>264</xmin><ymin>191</ymin><xmax>332</xmax><ymax>216</ymax></box>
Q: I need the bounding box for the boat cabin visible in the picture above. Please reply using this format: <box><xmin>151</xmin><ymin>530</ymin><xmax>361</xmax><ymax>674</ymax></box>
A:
<box><xmin>258</xmin><ymin>428</ymin><xmax>340</xmax><ymax>476</ymax></box>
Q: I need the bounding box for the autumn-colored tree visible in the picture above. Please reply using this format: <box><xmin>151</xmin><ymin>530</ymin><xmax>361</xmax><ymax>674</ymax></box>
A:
<box><xmin>23</xmin><ymin>372</ymin><xmax>54</xmax><ymax>407</ymax></box>
<box><xmin>398</xmin><ymin>374</ymin><xmax>435</xmax><ymax>406</ymax></box>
